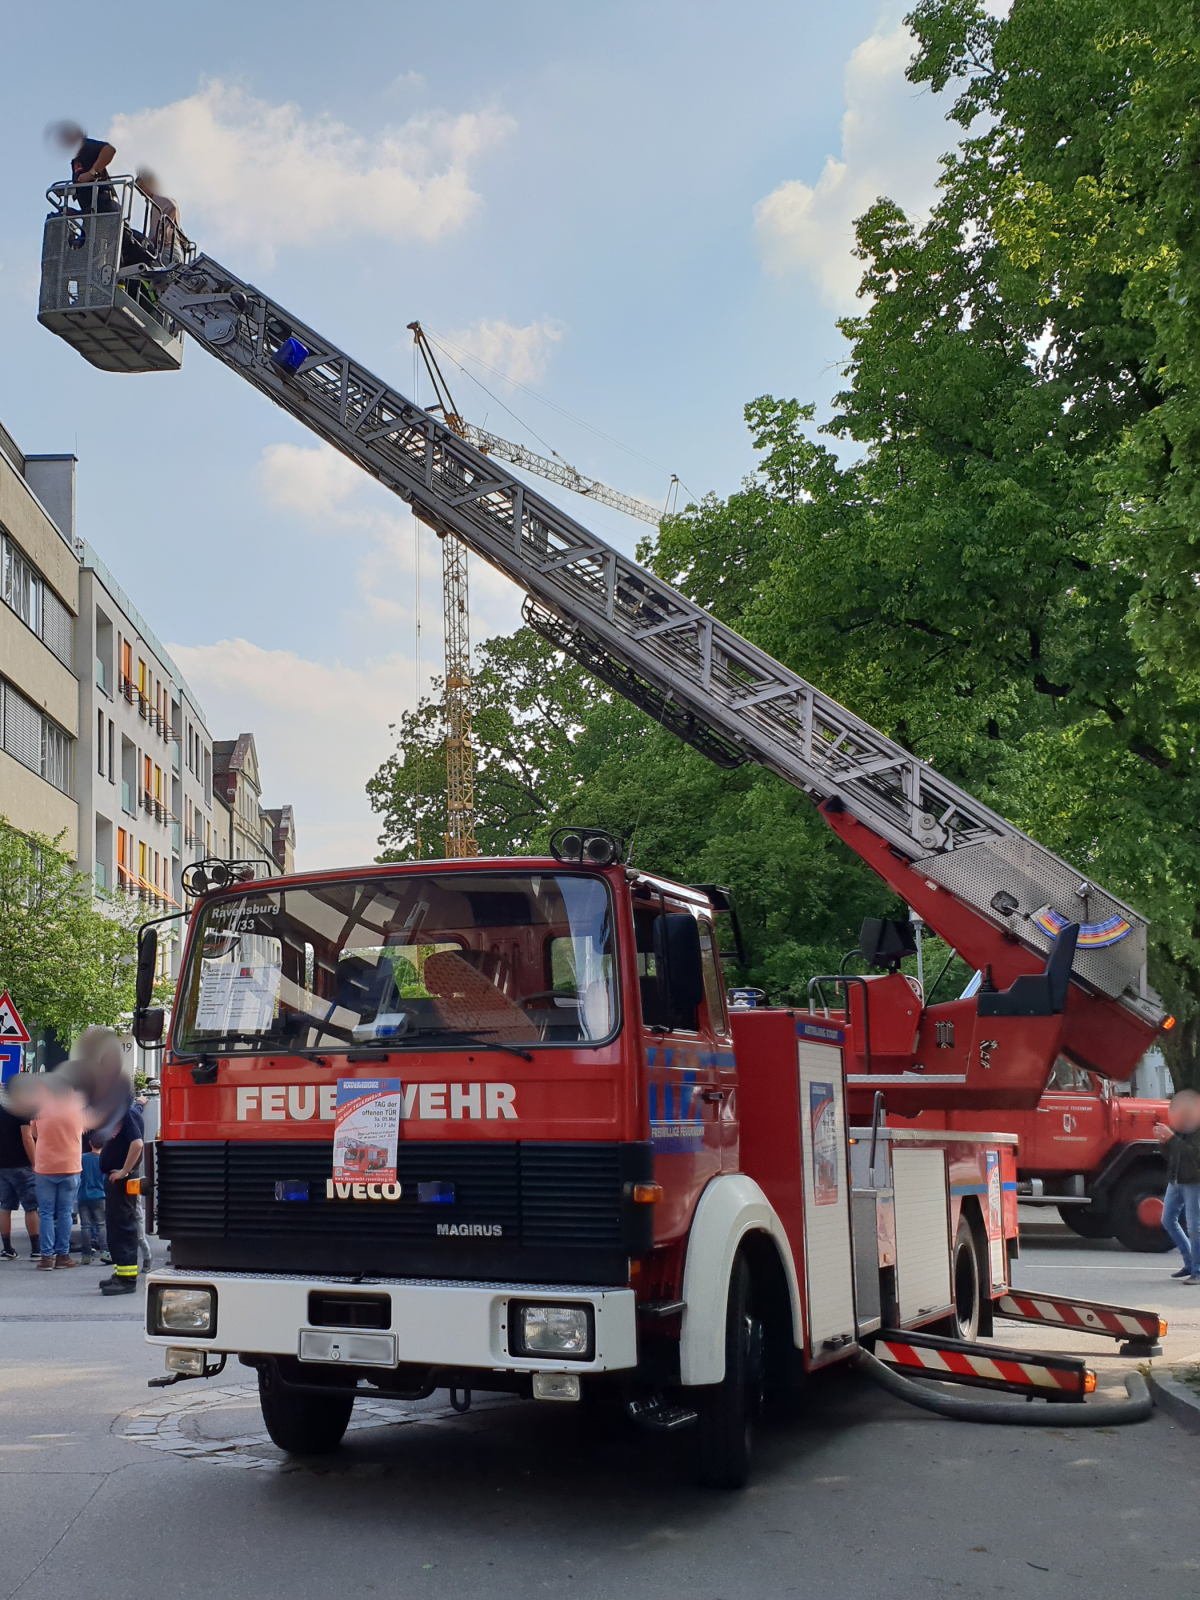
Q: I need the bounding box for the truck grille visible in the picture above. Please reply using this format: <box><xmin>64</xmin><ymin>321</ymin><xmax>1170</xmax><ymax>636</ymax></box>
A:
<box><xmin>157</xmin><ymin>1141</ymin><xmax>650</xmax><ymax>1264</ymax></box>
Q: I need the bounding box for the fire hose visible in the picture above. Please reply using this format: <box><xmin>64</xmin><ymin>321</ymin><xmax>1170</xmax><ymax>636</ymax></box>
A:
<box><xmin>853</xmin><ymin>1347</ymin><xmax>1153</xmax><ymax>1426</ymax></box>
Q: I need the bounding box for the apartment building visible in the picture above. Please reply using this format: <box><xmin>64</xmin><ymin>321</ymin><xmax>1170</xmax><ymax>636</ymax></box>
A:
<box><xmin>2</xmin><ymin>414</ymin><xmax>298</xmax><ymax>933</ymax></box>
<box><xmin>213</xmin><ymin>734</ymin><xmax>297</xmax><ymax>875</ymax></box>
<box><xmin>0</xmin><ymin>426</ymin><xmax>78</xmax><ymax>851</ymax></box>
<box><xmin>74</xmin><ymin>545</ymin><xmax>216</xmax><ymax>916</ymax></box>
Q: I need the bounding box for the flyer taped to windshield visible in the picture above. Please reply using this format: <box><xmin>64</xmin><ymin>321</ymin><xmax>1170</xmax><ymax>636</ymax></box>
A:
<box><xmin>333</xmin><ymin>1079</ymin><xmax>402</xmax><ymax>1184</ymax></box>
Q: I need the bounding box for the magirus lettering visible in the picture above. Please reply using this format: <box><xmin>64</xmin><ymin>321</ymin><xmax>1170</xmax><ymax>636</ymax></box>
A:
<box><xmin>436</xmin><ymin>1223</ymin><xmax>503</xmax><ymax>1237</ymax></box>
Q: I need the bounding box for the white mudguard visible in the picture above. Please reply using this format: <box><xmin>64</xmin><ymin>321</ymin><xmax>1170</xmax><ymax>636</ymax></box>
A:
<box><xmin>678</xmin><ymin>1174</ymin><xmax>803</xmax><ymax>1386</ymax></box>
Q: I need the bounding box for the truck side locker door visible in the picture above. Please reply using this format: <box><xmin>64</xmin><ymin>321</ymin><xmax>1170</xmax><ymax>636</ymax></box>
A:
<box><xmin>797</xmin><ymin>1032</ymin><xmax>856</xmax><ymax>1361</ymax></box>
<box><xmin>892</xmin><ymin>1146</ymin><xmax>953</xmax><ymax>1325</ymax></box>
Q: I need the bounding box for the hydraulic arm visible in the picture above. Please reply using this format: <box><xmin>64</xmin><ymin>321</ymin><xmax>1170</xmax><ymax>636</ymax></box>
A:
<box><xmin>36</xmin><ymin>194</ymin><xmax>1166</xmax><ymax>1089</ymax></box>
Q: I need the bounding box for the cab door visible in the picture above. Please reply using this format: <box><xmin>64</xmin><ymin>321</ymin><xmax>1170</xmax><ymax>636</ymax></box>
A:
<box><xmin>636</xmin><ymin>900</ymin><xmax>723</xmax><ymax>1241</ymax></box>
<box><xmin>1027</xmin><ymin>1060</ymin><xmax>1105</xmax><ymax>1171</ymax></box>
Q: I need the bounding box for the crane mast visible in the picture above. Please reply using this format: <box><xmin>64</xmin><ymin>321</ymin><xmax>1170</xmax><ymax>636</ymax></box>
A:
<box><xmin>405</xmin><ymin>323</ymin><xmax>479</xmax><ymax>858</ymax></box>
<box><xmin>34</xmin><ymin>197</ymin><xmax>1166</xmax><ymax>1087</ymax></box>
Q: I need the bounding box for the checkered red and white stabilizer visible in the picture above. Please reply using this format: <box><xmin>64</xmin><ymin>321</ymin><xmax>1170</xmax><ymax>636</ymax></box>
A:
<box><xmin>874</xmin><ymin>1336</ymin><xmax>1091</xmax><ymax>1396</ymax></box>
<box><xmin>995</xmin><ymin>1292</ymin><xmax>1163</xmax><ymax>1343</ymax></box>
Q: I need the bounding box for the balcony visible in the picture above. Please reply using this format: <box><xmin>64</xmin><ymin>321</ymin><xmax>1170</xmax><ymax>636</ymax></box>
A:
<box><xmin>121</xmin><ymin>781</ymin><xmax>135</xmax><ymax>817</ymax></box>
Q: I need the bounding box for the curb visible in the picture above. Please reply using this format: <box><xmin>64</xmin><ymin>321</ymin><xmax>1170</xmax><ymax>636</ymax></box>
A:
<box><xmin>1147</xmin><ymin>1372</ymin><xmax>1200</xmax><ymax>1435</ymax></box>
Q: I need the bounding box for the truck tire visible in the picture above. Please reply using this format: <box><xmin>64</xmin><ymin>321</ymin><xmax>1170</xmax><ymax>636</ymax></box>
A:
<box><xmin>949</xmin><ymin>1214</ymin><xmax>982</xmax><ymax>1341</ymax></box>
<box><xmin>1110</xmin><ymin>1167</ymin><xmax>1170</xmax><ymax>1254</ymax></box>
<box><xmin>1059</xmin><ymin>1202</ymin><xmax>1112</xmax><ymax>1240</ymax></box>
<box><xmin>696</xmin><ymin>1254</ymin><xmax>763</xmax><ymax>1490</ymax></box>
<box><xmin>258</xmin><ymin>1367</ymin><xmax>354</xmax><ymax>1454</ymax></box>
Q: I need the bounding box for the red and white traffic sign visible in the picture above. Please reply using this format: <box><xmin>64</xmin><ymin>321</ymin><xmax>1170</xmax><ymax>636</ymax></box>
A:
<box><xmin>0</xmin><ymin>992</ymin><xmax>31</xmax><ymax>1044</ymax></box>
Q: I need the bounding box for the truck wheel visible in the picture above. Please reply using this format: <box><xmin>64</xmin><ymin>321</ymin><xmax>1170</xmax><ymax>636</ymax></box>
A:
<box><xmin>1110</xmin><ymin>1168</ymin><xmax>1170</xmax><ymax>1254</ymax></box>
<box><xmin>258</xmin><ymin>1367</ymin><xmax>354</xmax><ymax>1454</ymax></box>
<box><xmin>949</xmin><ymin>1215</ymin><xmax>981</xmax><ymax>1342</ymax></box>
<box><xmin>1059</xmin><ymin>1202</ymin><xmax>1112</xmax><ymax>1240</ymax></box>
<box><xmin>696</xmin><ymin>1255</ymin><xmax>763</xmax><ymax>1490</ymax></box>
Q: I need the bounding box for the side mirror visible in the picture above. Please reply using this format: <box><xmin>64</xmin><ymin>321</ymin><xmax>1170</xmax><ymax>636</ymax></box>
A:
<box><xmin>654</xmin><ymin>913</ymin><xmax>705</xmax><ymax>1030</ymax></box>
<box><xmin>136</xmin><ymin>926</ymin><xmax>158</xmax><ymax>1010</ymax></box>
<box><xmin>133</xmin><ymin>1008</ymin><xmax>164</xmax><ymax>1047</ymax></box>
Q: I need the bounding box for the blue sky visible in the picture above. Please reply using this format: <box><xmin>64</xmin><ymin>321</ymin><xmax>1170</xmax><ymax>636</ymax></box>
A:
<box><xmin>1</xmin><ymin>1</ymin><xmax>959</xmax><ymax>866</ymax></box>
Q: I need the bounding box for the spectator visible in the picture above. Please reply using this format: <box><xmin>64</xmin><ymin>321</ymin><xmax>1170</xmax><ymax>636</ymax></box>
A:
<box><xmin>77</xmin><ymin>1135</ymin><xmax>107</xmax><ymax>1265</ymax></box>
<box><xmin>97</xmin><ymin>1096</ymin><xmax>144</xmax><ymax>1296</ymax></box>
<box><xmin>1155</xmin><ymin>1088</ymin><xmax>1200</xmax><ymax>1282</ymax></box>
<box><xmin>0</xmin><ymin>1079</ymin><xmax>41</xmax><ymax>1261</ymax></box>
<box><xmin>30</xmin><ymin>1078</ymin><xmax>85</xmax><ymax>1270</ymax></box>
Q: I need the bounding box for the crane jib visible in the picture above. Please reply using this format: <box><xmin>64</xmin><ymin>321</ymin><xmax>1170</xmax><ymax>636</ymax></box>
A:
<box><xmin>58</xmin><ymin>245</ymin><xmax>1160</xmax><ymax>1033</ymax></box>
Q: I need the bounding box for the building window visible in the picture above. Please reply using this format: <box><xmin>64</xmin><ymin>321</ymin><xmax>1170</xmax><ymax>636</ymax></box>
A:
<box><xmin>0</xmin><ymin>678</ymin><xmax>72</xmax><ymax>795</ymax></box>
<box><xmin>97</xmin><ymin>709</ymin><xmax>104</xmax><ymax>773</ymax></box>
<box><xmin>1</xmin><ymin>529</ymin><xmax>73</xmax><ymax>668</ymax></box>
<box><xmin>107</xmin><ymin>717</ymin><xmax>114</xmax><ymax>782</ymax></box>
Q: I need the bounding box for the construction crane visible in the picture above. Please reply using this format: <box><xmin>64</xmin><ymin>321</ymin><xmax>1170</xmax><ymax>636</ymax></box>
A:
<box><xmin>407</xmin><ymin>320</ymin><xmax>671</xmax><ymax>859</ymax></box>
<box><xmin>37</xmin><ymin>187</ymin><xmax>1165</xmax><ymax>1090</ymax></box>
<box><xmin>407</xmin><ymin>323</ymin><xmax>478</xmax><ymax>858</ymax></box>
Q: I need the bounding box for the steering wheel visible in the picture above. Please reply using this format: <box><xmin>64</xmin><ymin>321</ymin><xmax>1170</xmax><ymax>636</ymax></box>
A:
<box><xmin>519</xmin><ymin>990</ymin><xmax>579</xmax><ymax>1011</ymax></box>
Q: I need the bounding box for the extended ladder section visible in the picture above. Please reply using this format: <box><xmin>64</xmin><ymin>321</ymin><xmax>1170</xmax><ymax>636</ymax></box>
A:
<box><xmin>35</xmin><ymin>206</ymin><xmax>1164</xmax><ymax>1045</ymax></box>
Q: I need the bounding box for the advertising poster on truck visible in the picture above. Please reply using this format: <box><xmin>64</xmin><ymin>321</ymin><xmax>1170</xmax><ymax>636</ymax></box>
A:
<box><xmin>332</xmin><ymin>1079</ymin><xmax>402</xmax><ymax>1183</ymax></box>
<box><xmin>809</xmin><ymin>1081</ymin><xmax>839</xmax><ymax>1205</ymax></box>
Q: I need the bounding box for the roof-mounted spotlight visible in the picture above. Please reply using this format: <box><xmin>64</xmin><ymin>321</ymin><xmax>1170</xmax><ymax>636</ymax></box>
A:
<box><xmin>182</xmin><ymin>858</ymin><xmax>260</xmax><ymax>897</ymax></box>
<box><xmin>549</xmin><ymin>827</ymin><xmax>624</xmax><ymax>868</ymax></box>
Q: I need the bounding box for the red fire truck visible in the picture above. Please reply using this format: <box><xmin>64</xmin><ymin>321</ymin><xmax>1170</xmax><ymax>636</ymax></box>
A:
<box><xmin>39</xmin><ymin>183</ymin><xmax>1169</xmax><ymax>1484</ymax></box>
<box><xmin>904</xmin><ymin>1063</ymin><xmax>1170</xmax><ymax>1252</ymax></box>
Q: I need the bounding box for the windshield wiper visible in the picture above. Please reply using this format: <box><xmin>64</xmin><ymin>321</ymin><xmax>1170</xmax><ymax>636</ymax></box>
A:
<box><xmin>397</xmin><ymin>1027</ymin><xmax>534</xmax><ymax>1062</ymax></box>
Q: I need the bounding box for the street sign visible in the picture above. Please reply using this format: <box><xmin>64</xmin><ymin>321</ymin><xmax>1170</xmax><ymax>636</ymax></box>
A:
<box><xmin>0</xmin><ymin>992</ymin><xmax>31</xmax><ymax>1044</ymax></box>
<box><xmin>0</xmin><ymin>1044</ymin><xmax>21</xmax><ymax>1083</ymax></box>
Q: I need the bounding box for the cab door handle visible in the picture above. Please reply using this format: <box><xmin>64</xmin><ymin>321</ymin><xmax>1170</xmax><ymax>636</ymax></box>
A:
<box><xmin>701</xmin><ymin>1089</ymin><xmax>725</xmax><ymax>1103</ymax></box>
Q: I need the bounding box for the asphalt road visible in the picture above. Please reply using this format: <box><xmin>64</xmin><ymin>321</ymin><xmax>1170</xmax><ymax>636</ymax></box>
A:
<box><xmin>2</xmin><ymin>1213</ymin><xmax>1199</xmax><ymax>1600</ymax></box>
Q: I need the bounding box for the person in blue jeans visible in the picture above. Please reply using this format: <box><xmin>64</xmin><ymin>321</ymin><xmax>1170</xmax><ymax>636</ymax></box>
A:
<box><xmin>1155</xmin><ymin>1088</ymin><xmax>1200</xmax><ymax>1282</ymax></box>
<box><xmin>30</xmin><ymin>1079</ymin><xmax>84</xmax><ymax>1269</ymax></box>
<box><xmin>77</xmin><ymin>1137</ymin><xmax>108</xmax><ymax>1264</ymax></box>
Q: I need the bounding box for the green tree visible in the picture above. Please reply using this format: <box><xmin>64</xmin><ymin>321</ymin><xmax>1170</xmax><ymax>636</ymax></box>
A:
<box><xmin>0</xmin><ymin>818</ymin><xmax>138</xmax><ymax>1043</ymax></box>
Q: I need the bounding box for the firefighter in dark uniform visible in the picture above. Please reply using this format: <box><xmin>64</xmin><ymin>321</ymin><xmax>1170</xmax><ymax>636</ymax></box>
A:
<box><xmin>98</xmin><ymin>1097</ymin><xmax>144</xmax><ymax>1296</ymax></box>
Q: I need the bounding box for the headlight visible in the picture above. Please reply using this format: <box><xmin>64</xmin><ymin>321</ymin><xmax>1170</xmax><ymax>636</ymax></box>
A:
<box><xmin>152</xmin><ymin>1286</ymin><xmax>216</xmax><ymax>1335</ymax></box>
<box><xmin>511</xmin><ymin>1302</ymin><xmax>593</xmax><ymax>1360</ymax></box>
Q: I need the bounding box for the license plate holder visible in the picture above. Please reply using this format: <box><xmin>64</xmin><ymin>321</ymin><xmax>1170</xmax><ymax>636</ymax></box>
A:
<box><xmin>298</xmin><ymin>1329</ymin><xmax>398</xmax><ymax>1367</ymax></box>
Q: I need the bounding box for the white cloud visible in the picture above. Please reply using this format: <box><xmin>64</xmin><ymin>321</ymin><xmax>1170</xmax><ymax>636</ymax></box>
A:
<box><xmin>169</xmin><ymin>637</ymin><xmax>417</xmax><ymax>869</ymax></box>
<box><xmin>753</xmin><ymin>17</ymin><xmax>953</xmax><ymax>308</ymax></box>
<box><xmin>441</xmin><ymin>318</ymin><xmax>565</xmax><ymax>387</ymax></box>
<box><xmin>108</xmin><ymin>81</ymin><xmax>514</xmax><ymax>264</ymax></box>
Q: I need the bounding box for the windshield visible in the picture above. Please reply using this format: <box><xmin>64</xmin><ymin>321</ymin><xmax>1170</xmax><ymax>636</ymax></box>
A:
<box><xmin>174</xmin><ymin>871</ymin><xmax>618</xmax><ymax>1055</ymax></box>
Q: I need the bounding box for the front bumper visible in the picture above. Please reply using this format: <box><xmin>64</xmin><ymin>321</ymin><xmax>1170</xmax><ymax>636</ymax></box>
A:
<box><xmin>144</xmin><ymin>1270</ymin><xmax>639</xmax><ymax>1374</ymax></box>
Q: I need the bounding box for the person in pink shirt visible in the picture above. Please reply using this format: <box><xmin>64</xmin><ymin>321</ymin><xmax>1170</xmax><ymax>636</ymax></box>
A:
<box><xmin>30</xmin><ymin>1079</ymin><xmax>85</xmax><ymax>1270</ymax></box>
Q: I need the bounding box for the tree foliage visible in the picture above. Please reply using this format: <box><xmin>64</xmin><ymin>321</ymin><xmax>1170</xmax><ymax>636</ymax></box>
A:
<box><xmin>0</xmin><ymin>818</ymin><xmax>138</xmax><ymax>1043</ymax></box>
